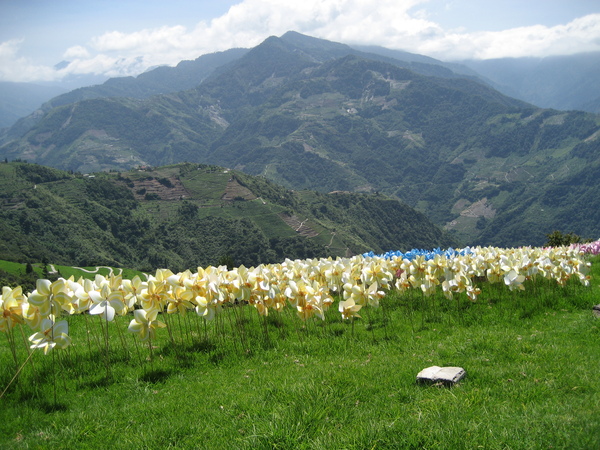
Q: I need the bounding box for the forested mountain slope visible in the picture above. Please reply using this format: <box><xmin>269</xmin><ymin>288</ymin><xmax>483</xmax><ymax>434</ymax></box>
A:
<box><xmin>0</xmin><ymin>161</ymin><xmax>452</xmax><ymax>270</ymax></box>
<box><xmin>1</xmin><ymin>32</ymin><xmax>598</xmax><ymax>247</ymax></box>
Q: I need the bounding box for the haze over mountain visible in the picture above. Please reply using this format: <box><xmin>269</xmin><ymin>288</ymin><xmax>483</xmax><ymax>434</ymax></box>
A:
<box><xmin>0</xmin><ymin>82</ymin><xmax>67</xmax><ymax>129</ymax></box>
<box><xmin>1</xmin><ymin>32</ymin><xmax>599</xmax><ymax>249</ymax></box>
<box><xmin>458</xmin><ymin>52</ymin><xmax>600</xmax><ymax>114</ymax></box>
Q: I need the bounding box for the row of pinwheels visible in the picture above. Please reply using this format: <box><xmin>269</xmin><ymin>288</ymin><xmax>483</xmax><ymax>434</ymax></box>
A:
<box><xmin>573</xmin><ymin>239</ymin><xmax>600</xmax><ymax>256</ymax></box>
<box><xmin>0</xmin><ymin>244</ymin><xmax>594</xmax><ymax>356</ymax></box>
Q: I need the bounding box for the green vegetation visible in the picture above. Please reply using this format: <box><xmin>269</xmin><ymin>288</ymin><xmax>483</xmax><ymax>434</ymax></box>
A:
<box><xmin>0</xmin><ymin>260</ymin><xmax>40</xmax><ymax>293</ymax></box>
<box><xmin>545</xmin><ymin>230</ymin><xmax>588</xmax><ymax>247</ymax></box>
<box><xmin>1</xmin><ymin>257</ymin><xmax>599</xmax><ymax>448</ymax></box>
<box><xmin>0</xmin><ymin>259</ymin><xmax>147</xmax><ymax>293</ymax></box>
<box><xmin>2</xmin><ymin>34</ymin><xmax>599</xmax><ymax>247</ymax></box>
<box><xmin>0</xmin><ymin>161</ymin><xmax>452</xmax><ymax>274</ymax></box>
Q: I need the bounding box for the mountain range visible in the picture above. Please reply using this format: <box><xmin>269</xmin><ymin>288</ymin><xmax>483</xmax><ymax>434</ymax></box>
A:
<box><xmin>1</xmin><ymin>31</ymin><xmax>599</xmax><ymax>248</ymax></box>
<box><xmin>3</xmin><ymin>37</ymin><xmax>599</xmax><ymax>131</ymax></box>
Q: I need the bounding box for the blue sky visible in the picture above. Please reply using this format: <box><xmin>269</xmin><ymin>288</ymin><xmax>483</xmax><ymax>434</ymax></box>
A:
<box><xmin>1</xmin><ymin>0</ymin><xmax>599</xmax><ymax>83</ymax></box>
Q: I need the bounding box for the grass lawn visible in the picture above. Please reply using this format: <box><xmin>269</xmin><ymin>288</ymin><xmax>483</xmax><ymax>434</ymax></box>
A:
<box><xmin>0</xmin><ymin>259</ymin><xmax>147</xmax><ymax>282</ymax></box>
<box><xmin>1</xmin><ymin>258</ymin><xmax>599</xmax><ymax>449</ymax></box>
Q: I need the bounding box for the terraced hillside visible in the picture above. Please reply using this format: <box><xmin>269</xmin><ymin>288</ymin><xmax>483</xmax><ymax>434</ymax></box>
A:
<box><xmin>0</xmin><ymin>161</ymin><xmax>453</xmax><ymax>271</ymax></box>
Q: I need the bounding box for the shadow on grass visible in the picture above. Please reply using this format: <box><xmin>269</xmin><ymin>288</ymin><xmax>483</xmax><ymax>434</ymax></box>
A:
<box><xmin>17</xmin><ymin>389</ymin><xmax>41</xmax><ymax>402</ymax></box>
<box><xmin>267</xmin><ymin>315</ymin><xmax>285</xmax><ymax>329</ymax></box>
<box><xmin>180</xmin><ymin>339</ymin><xmax>216</xmax><ymax>354</ymax></box>
<box><xmin>157</xmin><ymin>339</ymin><xmax>220</xmax><ymax>367</ymax></box>
<box><xmin>78</xmin><ymin>374</ymin><xmax>114</xmax><ymax>390</ymax></box>
<box><xmin>140</xmin><ymin>369</ymin><xmax>171</xmax><ymax>383</ymax></box>
<box><xmin>209</xmin><ymin>351</ymin><xmax>226</xmax><ymax>365</ymax></box>
<box><xmin>329</xmin><ymin>328</ymin><xmax>345</xmax><ymax>337</ymax></box>
<box><xmin>39</xmin><ymin>400</ymin><xmax>68</xmax><ymax>413</ymax></box>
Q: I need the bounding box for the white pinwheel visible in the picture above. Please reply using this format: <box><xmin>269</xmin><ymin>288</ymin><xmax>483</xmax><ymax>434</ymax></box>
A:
<box><xmin>29</xmin><ymin>315</ymin><xmax>71</xmax><ymax>354</ymax></box>
<box><xmin>128</xmin><ymin>308</ymin><xmax>166</xmax><ymax>341</ymax></box>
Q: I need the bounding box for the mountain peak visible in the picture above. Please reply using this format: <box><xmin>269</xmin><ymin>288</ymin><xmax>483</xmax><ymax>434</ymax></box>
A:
<box><xmin>2</xmin><ymin>32</ymin><xmax>599</xmax><ymax>247</ymax></box>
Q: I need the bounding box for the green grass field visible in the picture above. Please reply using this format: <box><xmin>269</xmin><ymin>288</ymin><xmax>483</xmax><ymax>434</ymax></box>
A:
<box><xmin>1</xmin><ymin>257</ymin><xmax>599</xmax><ymax>449</ymax></box>
<box><xmin>0</xmin><ymin>259</ymin><xmax>147</xmax><ymax>282</ymax></box>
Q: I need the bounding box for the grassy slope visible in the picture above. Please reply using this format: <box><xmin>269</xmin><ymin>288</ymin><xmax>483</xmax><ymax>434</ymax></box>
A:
<box><xmin>1</xmin><ymin>257</ymin><xmax>598</xmax><ymax>449</ymax></box>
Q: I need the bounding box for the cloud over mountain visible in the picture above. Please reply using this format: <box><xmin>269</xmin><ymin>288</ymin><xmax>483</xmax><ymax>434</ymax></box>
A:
<box><xmin>1</xmin><ymin>0</ymin><xmax>600</xmax><ymax>83</ymax></box>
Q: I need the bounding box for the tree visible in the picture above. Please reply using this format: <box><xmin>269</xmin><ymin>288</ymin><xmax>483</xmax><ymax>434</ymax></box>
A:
<box><xmin>217</xmin><ymin>254</ymin><xmax>235</xmax><ymax>270</ymax></box>
<box><xmin>545</xmin><ymin>230</ymin><xmax>581</xmax><ymax>247</ymax></box>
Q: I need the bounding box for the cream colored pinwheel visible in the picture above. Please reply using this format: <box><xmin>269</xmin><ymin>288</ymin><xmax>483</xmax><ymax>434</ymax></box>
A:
<box><xmin>28</xmin><ymin>315</ymin><xmax>71</xmax><ymax>354</ymax></box>
<box><xmin>194</xmin><ymin>295</ymin><xmax>221</xmax><ymax>320</ymax></box>
<box><xmin>166</xmin><ymin>270</ymin><xmax>192</xmax><ymax>289</ymax></box>
<box><xmin>367</xmin><ymin>282</ymin><xmax>386</xmax><ymax>307</ymax></box>
<box><xmin>296</xmin><ymin>296</ymin><xmax>324</xmax><ymax>321</ymax></box>
<box><xmin>504</xmin><ymin>269</ymin><xmax>526</xmax><ymax>291</ymax></box>
<box><xmin>194</xmin><ymin>276</ymin><xmax>224</xmax><ymax>320</ymax></box>
<box><xmin>320</xmin><ymin>257</ymin><xmax>348</xmax><ymax>292</ymax></box>
<box><xmin>575</xmin><ymin>259</ymin><xmax>591</xmax><ymax>286</ymax></box>
<box><xmin>128</xmin><ymin>308</ymin><xmax>166</xmax><ymax>341</ymax></box>
<box><xmin>338</xmin><ymin>298</ymin><xmax>362</xmax><ymax>320</ymax></box>
<box><xmin>465</xmin><ymin>285</ymin><xmax>482</xmax><ymax>301</ymax></box>
<box><xmin>315</xmin><ymin>281</ymin><xmax>334</xmax><ymax>312</ymax></box>
<box><xmin>441</xmin><ymin>277</ymin><xmax>458</xmax><ymax>299</ymax></box>
<box><xmin>0</xmin><ymin>286</ymin><xmax>25</xmax><ymax>331</ymax></box>
<box><xmin>21</xmin><ymin>300</ymin><xmax>43</xmax><ymax>330</ymax></box>
<box><xmin>284</xmin><ymin>279</ymin><xmax>306</xmax><ymax>306</ymax></box>
<box><xmin>341</xmin><ymin>256</ymin><xmax>363</xmax><ymax>286</ymax></box>
<box><xmin>247</xmin><ymin>266</ymin><xmax>272</xmax><ymax>316</ymax></box>
<box><xmin>94</xmin><ymin>273</ymin><xmax>123</xmax><ymax>292</ymax></box>
<box><xmin>394</xmin><ymin>267</ymin><xmax>412</xmax><ymax>292</ymax></box>
<box><xmin>453</xmin><ymin>271</ymin><xmax>472</xmax><ymax>293</ymax></box>
<box><xmin>70</xmin><ymin>277</ymin><xmax>95</xmax><ymax>314</ymax></box>
<box><xmin>139</xmin><ymin>278</ymin><xmax>168</xmax><ymax>313</ymax></box>
<box><xmin>536</xmin><ymin>256</ymin><xmax>556</xmax><ymax>281</ymax></box>
<box><xmin>28</xmin><ymin>278</ymin><xmax>72</xmax><ymax>318</ymax></box>
<box><xmin>88</xmin><ymin>281</ymin><xmax>127</xmax><ymax>321</ymax></box>
<box><xmin>285</xmin><ymin>279</ymin><xmax>325</xmax><ymax>320</ymax></box>
<box><xmin>154</xmin><ymin>268</ymin><xmax>175</xmax><ymax>282</ymax></box>
<box><xmin>420</xmin><ymin>273</ymin><xmax>440</xmax><ymax>296</ymax></box>
<box><xmin>230</xmin><ymin>265</ymin><xmax>252</xmax><ymax>303</ymax></box>
<box><xmin>260</xmin><ymin>275</ymin><xmax>286</xmax><ymax>313</ymax></box>
<box><xmin>408</xmin><ymin>255</ymin><xmax>427</xmax><ymax>286</ymax></box>
<box><xmin>122</xmin><ymin>275</ymin><xmax>148</xmax><ymax>311</ymax></box>
<box><xmin>342</xmin><ymin>281</ymin><xmax>384</xmax><ymax>307</ymax></box>
<box><xmin>167</xmin><ymin>285</ymin><xmax>195</xmax><ymax>315</ymax></box>
<box><xmin>486</xmin><ymin>264</ymin><xmax>504</xmax><ymax>284</ymax></box>
<box><xmin>361</xmin><ymin>259</ymin><xmax>394</xmax><ymax>289</ymax></box>
<box><xmin>427</xmin><ymin>254</ymin><xmax>449</xmax><ymax>281</ymax></box>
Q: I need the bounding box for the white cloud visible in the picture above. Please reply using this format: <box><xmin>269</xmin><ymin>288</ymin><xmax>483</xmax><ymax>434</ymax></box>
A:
<box><xmin>0</xmin><ymin>39</ymin><xmax>21</xmax><ymax>60</ymax></box>
<box><xmin>418</xmin><ymin>13</ymin><xmax>600</xmax><ymax>60</ymax></box>
<box><xmin>58</xmin><ymin>54</ymin><xmax>145</xmax><ymax>78</ymax></box>
<box><xmin>0</xmin><ymin>39</ymin><xmax>60</xmax><ymax>82</ymax></box>
<box><xmin>63</xmin><ymin>45</ymin><xmax>90</xmax><ymax>60</ymax></box>
<box><xmin>1</xmin><ymin>0</ymin><xmax>600</xmax><ymax>83</ymax></box>
<box><xmin>91</xmin><ymin>25</ymin><xmax>190</xmax><ymax>54</ymax></box>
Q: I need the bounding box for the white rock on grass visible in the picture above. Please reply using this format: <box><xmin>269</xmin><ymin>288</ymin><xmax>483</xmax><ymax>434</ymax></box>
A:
<box><xmin>416</xmin><ymin>366</ymin><xmax>466</xmax><ymax>386</ymax></box>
